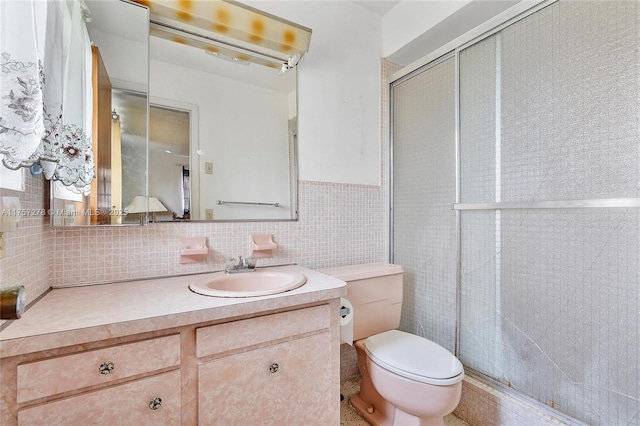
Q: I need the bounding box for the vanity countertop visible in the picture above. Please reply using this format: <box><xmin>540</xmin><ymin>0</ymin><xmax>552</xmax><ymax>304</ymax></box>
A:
<box><xmin>0</xmin><ymin>265</ymin><xmax>346</xmax><ymax>358</ymax></box>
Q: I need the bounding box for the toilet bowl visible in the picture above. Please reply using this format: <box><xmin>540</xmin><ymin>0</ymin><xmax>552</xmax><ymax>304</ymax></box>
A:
<box><xmin>320</xmin><ymin>263</ymin><xmax>464</xmax><ymax>426</ymax></box>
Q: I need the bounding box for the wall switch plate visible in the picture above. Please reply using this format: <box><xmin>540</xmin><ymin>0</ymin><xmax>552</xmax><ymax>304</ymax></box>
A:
<box><xmin>205</xmin><ymin>209</ymin><xmax>214</xmax><ymax>220</ymax></box>
<box><xmin>204</xmin><ymin>162</ymin><xmax>214</xmax><ymax>174</ymax></box>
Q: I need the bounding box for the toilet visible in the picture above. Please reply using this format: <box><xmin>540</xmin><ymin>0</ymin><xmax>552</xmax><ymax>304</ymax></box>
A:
<box><xmin>321</xmin><ymin>263</ymin><xmax>464</xmax><ymax>426</ymax></box>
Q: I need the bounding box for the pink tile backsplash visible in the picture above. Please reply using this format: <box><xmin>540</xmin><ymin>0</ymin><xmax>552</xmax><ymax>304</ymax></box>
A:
<box><xmin>0</xmin><ymin>171</ymin><xmax>52</xmax><ymax>307</ymax></box>
<box><xmin>51</xmin><ymin>180</ymin><xmax>388</xmax><ymax>287</ymax></box>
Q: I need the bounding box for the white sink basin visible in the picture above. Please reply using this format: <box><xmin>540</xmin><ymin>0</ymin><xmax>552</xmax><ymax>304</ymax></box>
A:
<box><xmin>189</xmin><ymin>269</ymin><xmax>307</xmax><ymax>297</ymax></box>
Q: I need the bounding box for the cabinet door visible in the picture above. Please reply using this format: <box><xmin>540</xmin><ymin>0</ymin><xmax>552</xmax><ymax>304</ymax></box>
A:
<box><xmin>18</xmin><ymin>370</ymin><xmax>181</xmax><ymax>426</ymax></box>
<box><xmin>198</xmin><ymin>333</ymin><xmax>333</xmax><ymax>425</ymax></box>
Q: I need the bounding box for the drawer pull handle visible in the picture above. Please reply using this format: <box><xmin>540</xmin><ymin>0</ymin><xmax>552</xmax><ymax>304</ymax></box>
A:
<box><xmin>98</xmin><ymin>361</ymin><xmax>115</xmax><ymax>375</ymax></box>
<box><xmin>269</xmin><ymin>363</ymin><xmax>279</xmax><ymax>373</ymax></box>
<box><xmin>149</xmin><ymin>397</ymin><xmax>163</xmax><ymax>410</ymax></box>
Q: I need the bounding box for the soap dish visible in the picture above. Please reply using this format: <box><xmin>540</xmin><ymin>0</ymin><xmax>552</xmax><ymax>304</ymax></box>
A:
<box><xmin>180</xmin><ymin>237</ymin><xmax>208</xmax><ymax>264</ymax></box>
<box><xmin>250</xmin><ymin>233</ymin><xmax>277</xmax><ymax>258</ymax></box>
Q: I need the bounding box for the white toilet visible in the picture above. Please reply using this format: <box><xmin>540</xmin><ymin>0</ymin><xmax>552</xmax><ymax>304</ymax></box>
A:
<box><xmin>321</xmin><ymin>263</ymin><xmax>464</xmax><ymax>426</ymax></box>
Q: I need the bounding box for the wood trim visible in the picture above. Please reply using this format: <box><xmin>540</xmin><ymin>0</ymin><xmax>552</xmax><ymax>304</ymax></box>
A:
<box><xmin>90</xmin><ymin>46</ymin><xmax>113</xmax><ymax>224</ymax></box>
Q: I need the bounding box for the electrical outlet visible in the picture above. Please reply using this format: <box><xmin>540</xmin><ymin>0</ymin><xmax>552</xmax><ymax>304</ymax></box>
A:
<box><xmin>205</xmin><ymin>209</ymin><xmax>214</xmax><ymax>220</ymax></box>
<box><xmin>205</xmin><ymin>162</ymin><xmax>214</xmax><ymax>174</ymax></box>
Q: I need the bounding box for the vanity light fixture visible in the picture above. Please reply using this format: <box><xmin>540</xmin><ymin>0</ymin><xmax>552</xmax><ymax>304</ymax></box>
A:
<box><xmin>279</xmin><ymin>54</ymin><xmax>300</xmax><ymax>75</ymax></box>
<box><xmin>133</xmin><ymin>0</ymin><xmax>311</xmax><ymax>71</ymax></box>
<box><xmin>204</xmin><ymin>49</ymin><xmax>250</xmax><ymax>65</ymax></box>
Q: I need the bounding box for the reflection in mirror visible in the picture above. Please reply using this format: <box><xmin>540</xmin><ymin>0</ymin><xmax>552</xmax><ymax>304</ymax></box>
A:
<box><xmin>148</xmin><ymin>35</ymin><xmax>299</xmax><ymax>222</ymax></box>
<box><xmin>113</xmin><ymin>90</ymin><xmax>148</xmax><ymax>224</ymax></box>
<box><xmin>50</xmin><ymin>0</ymin><xmax>149</xmax><ymax>226</ymax></box>
<box><xmin>148</xmin><ymin>104</ymin><xmax>191</xmax><ymax>221</ymax></box>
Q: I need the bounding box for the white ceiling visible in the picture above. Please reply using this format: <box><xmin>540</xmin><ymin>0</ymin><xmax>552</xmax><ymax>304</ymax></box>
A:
<box><xmin>388</xmin><ymin>0</ymin><xmax>520</xmax><ymax>65</ymax></box>
<box><xmin>353</xmin><ymin>1</ymin><xmax>521</xmax><ymax>65</ymax></box>
<box><xmin>353</xmin><ymin>1</ymin><xmax>401</xmax><ymax>16</ymax></box>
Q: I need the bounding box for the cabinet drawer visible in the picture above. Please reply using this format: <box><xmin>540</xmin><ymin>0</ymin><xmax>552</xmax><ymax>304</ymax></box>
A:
<box><xmin>18</xmin><ymin>370</ymin><xmax>181</xmax><ymax>426</ymax></box>
<box><xmin>196</xmin><ymin>304</ymin><xmax>330</xmax><ymax>358</ymax></box>
<box><xmin>17</xmin><ymin>334</ymin><xmax>180</xmax><ymax>403</ymax></box>
<box><xmin>198</xmin><ymin>332</ymin><xmax>334</xmax><ymax>425</ymax></box>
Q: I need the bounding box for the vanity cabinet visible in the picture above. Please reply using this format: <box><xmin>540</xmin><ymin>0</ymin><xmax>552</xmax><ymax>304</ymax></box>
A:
<box><xmin>196</xmin><ymin>305</ymin><xmax>334</xmax><ymax>425</ymax></box>
<box><xmin>2</xmin><ymin>301</ymin><xmax>340</xmax><ymax>426</ymax></box>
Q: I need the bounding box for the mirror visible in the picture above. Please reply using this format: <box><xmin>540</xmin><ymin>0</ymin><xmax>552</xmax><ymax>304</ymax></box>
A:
<box><xmin>50</xmin><ymin>0</ymin><xmax>149</xmax><ymax>226</ymax></box>
<box><xmin>146</xmin><ymin>35</ymin><xmax>299</xmax><ymax>222</ymax></box>
<box><xmin>51</xmin><ymin>0</ymin><xmax>299</xmax><ymax>225</ymax></box>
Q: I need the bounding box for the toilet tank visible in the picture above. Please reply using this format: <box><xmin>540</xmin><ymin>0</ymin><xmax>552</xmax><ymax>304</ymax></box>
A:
<box><xmin>319</xmin><ymin>263</ymin><xmax>403</xmax><ymax>341</ymax></box>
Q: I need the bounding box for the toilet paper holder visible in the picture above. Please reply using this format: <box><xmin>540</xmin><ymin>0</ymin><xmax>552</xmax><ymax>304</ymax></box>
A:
<box><xmin>339</xmin><ymin>297</ymin><xmax>354</xmax><ymax>346</ymax></box>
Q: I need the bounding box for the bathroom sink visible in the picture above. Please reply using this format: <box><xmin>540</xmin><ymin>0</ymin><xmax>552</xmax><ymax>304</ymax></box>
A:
<box><xmin>189</xmin><ymin>269</ymin><xmax>307</xmax><ymax>297</ymax></box>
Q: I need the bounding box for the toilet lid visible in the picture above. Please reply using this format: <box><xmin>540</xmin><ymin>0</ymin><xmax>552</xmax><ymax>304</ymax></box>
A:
<box><xmin>364</xmin><ymin>330</ymin><xmax>464</xmax><ymax>386</ymax></box>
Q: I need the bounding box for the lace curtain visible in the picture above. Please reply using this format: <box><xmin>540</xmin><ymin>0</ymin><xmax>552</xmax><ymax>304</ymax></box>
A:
<box><xmin>0</xmin><ymin>0</ymin><xmax>94</xmax><ymax>194</ymax></box>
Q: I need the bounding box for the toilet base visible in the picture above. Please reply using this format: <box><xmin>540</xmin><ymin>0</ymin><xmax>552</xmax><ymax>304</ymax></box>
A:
<box><xmin>350</xmin><ymin>393</ymin><xmax>388</xmax><ymax>426</ymax></box>
<box><xmin>351</xmin><ymin>393</ymin><xmax>445</xmax><ymax>426</ymax></box>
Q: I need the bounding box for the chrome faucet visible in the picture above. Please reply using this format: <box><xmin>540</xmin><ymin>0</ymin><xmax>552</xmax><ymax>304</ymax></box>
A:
<box><xmin>225</xmin><ymin>256</ymin><xmax>256</xmax><ymax>273</ymax></box>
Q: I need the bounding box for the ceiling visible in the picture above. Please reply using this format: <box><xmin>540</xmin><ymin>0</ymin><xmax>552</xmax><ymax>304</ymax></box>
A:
<box><xmin>354</xmin><ymin>1</ymin><xmax>521</xmax><ymax>65</ymax></box>
<box><xmin>353</xmin><ymin>1</ymin><xmax>401</xmax><ymax>16</ymax></box>
<box><xmin>388</xmin><ymin>0</ymin><xmax>520</xmax><ymax>65</ymax></box>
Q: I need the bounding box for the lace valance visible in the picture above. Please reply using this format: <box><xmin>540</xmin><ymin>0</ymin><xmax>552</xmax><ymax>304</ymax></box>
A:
<box><xmin>1</xmin><ymin>0</ymin><xmax>94</xmax><ymax>194</ymax></box>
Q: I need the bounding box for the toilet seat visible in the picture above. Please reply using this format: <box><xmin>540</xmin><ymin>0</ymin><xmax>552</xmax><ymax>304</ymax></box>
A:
<box><xmin>364</xmin><ymin>330</ymin><xmax>464</xmax><ymax>386</ymax></box>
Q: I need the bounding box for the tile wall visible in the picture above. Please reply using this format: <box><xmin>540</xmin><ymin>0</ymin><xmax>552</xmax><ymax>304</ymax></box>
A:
<box><xmin>51</xmin><ymin>180</ymin><xmax>387</xmax><ymax>287</ymax></box>
<box><xmin>0</xmin><ymin>170</ymin><xmax>52</xmax><ymax>306</ymax></box>
<box><xmin>454</xmin><ymin>375</ymin><xmax>579</xmax><ymax>426</ymax></box>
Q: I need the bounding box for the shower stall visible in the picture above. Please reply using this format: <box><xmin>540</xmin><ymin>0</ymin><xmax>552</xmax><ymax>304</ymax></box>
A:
<box><xmin>391</xmin><ymin>1</ymin><xmax>639</xmax><ymax>425</ymax></box>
